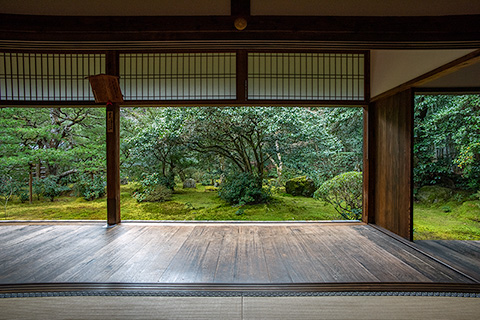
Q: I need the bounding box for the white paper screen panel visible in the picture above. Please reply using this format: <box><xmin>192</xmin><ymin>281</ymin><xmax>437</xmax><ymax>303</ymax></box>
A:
<box><xmin>247</xmin><ymin>53</ymin><xmax>365</xmax><ymax>101</ymax></box>
<box><xmin>0</xmin><ymin>52</ymin><xmax>105</xmax><ymax>101</ymax></box>
<box><xmin>119</xmin><ymin>53</ymin><xmax>236</xmax><ymax>101</ymax></box>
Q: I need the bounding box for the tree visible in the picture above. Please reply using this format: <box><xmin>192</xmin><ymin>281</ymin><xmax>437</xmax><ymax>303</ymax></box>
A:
<box><xmin>414</xmin><ymin>95</ymin><xmax>480</xmax><ymax>190</ymax></box>
<box><xmin>0</xmin><ymin>107</ymin><xmax>106</xmax><ymax>201</ymax></box>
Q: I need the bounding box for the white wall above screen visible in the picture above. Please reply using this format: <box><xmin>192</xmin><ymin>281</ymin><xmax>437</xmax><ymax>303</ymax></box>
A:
<box><xmin>0</xmin><ymin>0</ymin><xmax>230</xmax><ymax>16</ymax></box>
<box><xmin>419</xmin><ymin>61</ymin><xmax>480</xmax><ymax>88</ymax></box>
<box><xmin>370</xmin><ymin>50</ymin><xmax>476</xmax><ymax>98</ymax></box>
<box><xmin>251</xmin><ymin>0</ymin><xmax>480</xmax><ymax>16</ymax></box>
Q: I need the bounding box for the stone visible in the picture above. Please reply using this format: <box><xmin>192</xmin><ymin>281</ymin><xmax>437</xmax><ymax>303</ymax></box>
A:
<box><xmin>183</xmin><ymin>178</ymin><xmax>197</xmax><ymax>189</ymax></box>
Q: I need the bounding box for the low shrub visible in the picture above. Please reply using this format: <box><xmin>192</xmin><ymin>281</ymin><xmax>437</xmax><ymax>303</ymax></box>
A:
<box><xmin>141</xmin><ymin>185</ymin><xmax>172</xmax><ymax>203</ymax></box>
<box><xmin>132</xmin><ymin>173</ymin><xmax>173</xmax><ymax>202</ymax></box>
<box><xmin>40</xmin><ymin>176</ymin><xmax>70</xmax><ymax>202</ymax></box>
<box><xmin>74</xmin><ymin>175</ymin><xmax>106</xmax><ymax>201</ymax></box>
<box><xmin>314</xmin><ymin>171</ymin><xmax>362</xmax><ymax>220</ymax></box>
<box><xmin>285</xmin><ymin>176</ymin><xmax>316</xmax><ymax>197</ymax></box>
<box><xmin>218</xmin><ymin>172</ymin><xmax>270</xmax><ymax>206</ymax></box>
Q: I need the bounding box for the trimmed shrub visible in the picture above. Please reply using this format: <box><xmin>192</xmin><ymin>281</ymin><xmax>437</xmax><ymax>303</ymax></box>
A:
<box><xmin>285</xmin><ymin>176</ymin><xmax>316</xmax><ymax>197</ymax></box>
<box><xmin>314</xmin><ymin>171</ymin><xmax>362</xmax><ymax>220</ymax></box>
<box><xmin>218</xmin><ymin>172</ymin><xmax>270</xmax><ymax>206</ymax></box>
<box><xmin>142</xmin><ymin>185</ymin><xmax>172</xmax><ymax>202</ymax></box>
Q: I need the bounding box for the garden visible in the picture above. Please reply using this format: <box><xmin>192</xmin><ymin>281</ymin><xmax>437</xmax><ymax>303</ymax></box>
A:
<box><xmin>1</xmin><ymin>96</ymin><xmax>479</xmax><ymax>240</ymax></box>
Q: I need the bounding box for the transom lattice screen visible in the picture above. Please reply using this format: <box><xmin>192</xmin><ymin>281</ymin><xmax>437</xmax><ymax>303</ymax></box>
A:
<box><xmin>119</xmin><ymin>53</ymin><xmax>236</xmax><ymax>101</ymax></box>
<box><xmin>248</xmin><ymin>53</ymin><xmax>364</xmax><ymax>101</ymax></box>
<box><xmin>1</xmin><ymin>51</ymin><xmax>366</xmax><ymax>104</ymax></box>
<box><xmin>0</xmin><ymin>52</ymin><xmax>105</xmax><ymax>101</ymax></box>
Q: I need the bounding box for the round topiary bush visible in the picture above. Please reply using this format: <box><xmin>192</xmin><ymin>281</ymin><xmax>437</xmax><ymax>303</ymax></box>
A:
<box><xmin>314</xmin><ymin>171</ymin><xmax>362</xmax><ymax>220</ymax></box>
<box><xmin>285</xmin><ymin>176</ymin><xmax>316</xmax><ymax>197</ymax></box>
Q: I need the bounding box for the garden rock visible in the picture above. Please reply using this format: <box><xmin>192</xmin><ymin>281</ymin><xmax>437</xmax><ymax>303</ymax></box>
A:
<box><xmin>416</xmin><ymin>185</ymin><xmax>453</xmax><ymax>204</ymax></box>
<box><xmin>285</xmin><ymin>176</ymin><xmax>316</xmax><ymax>197</ymax></box>
<box><xmin>183</xmin><ymin>178</ymin><xmax>197</xmax><ymax>189</ymax></box>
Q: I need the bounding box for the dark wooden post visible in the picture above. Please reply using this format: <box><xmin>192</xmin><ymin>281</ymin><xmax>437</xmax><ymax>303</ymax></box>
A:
<box><xmin>363</xmin><ymin>105</ymin><xmax>375</xmax><ymax>224</ymax></box>
<box><xmin>105</xmin><ymin>51</ymin><xmax>121</xmax><ymax>226</ymax></box>
<box><xmin>106</xmin><ymin>102</ymin><xmax>121</xmax><ymax>225</ymax></box>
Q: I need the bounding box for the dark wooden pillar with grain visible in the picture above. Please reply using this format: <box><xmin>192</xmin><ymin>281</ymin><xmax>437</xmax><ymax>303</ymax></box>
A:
<box><xmin>368</xmin><ymin>89</ymin><xmax>414</xmax><ymax>240</ymax></box>
<box><xmin>106</xmin><ymin>51</ymin><xmax>121</xmax><ymax>225</ymax></box>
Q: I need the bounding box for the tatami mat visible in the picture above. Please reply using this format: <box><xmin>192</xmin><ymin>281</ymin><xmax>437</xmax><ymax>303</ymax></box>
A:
<box><xmin>1</xmin><ymin>295</ymin><xmax>479</xmax><ymax>320</ymax></box>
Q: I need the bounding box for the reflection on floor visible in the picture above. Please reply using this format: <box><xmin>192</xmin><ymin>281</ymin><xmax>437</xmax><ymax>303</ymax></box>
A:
<box><xmin>0</xmin><ymin>222</ymin><xmax>476</xmax><ymax>284</ymax></box>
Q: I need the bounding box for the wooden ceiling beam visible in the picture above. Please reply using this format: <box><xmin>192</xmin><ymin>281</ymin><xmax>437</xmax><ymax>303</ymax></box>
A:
<box><xmin>1</xmin><ymin>14</ymin><xmax>479</xmax><ymax>45</ymax></box>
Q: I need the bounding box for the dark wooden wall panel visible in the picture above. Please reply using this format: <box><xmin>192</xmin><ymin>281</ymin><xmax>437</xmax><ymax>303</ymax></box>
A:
<box><xmin>369</xmin><ymin>89</ymin><xmax>413</xmax><ymax>240</ymax></box>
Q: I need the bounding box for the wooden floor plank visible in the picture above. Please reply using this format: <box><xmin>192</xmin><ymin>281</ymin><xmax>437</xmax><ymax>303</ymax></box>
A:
<box><xmin>257</xmin><ymin>226</ymin><xmax>293</xmax><ymax>283</ymax></box>
<box><xmin>213</xmin><ymin>226</ymin><xmax>239</xmax><ymax>283</ymax></box>
<box><xmin>232</xmin><ymin>226</ymin><xmax>270</xmax><ymax>283</ymax></box>
<box><xmin>107</xmin><ymin>225</ymin><xmax>190</xmax><ymax>282</ymax></box>
<box><xmin>353</xmin><ymin>226</ymin><xmax>473</xmax><ymax>283</ymax></box>
<box><xmin>415</xmin><ymin>240</ymin><xmax>480</xmax><ymax>281</ymax></box>
<box><xmin>0</xmin><ymin>223</ymin><xmax>477</xmax><ymax>285</ymax></box>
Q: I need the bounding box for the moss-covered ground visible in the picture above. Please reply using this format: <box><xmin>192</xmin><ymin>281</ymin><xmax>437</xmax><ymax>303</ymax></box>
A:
<box><xmin>413</xmin><ymin>199</ymin><xmax>480</xmax><ymax>240</ymax></box>
<box><xmin>2</xmin><ymin>184</ymin><xmax>479</xmax><ymax>240</ymax></box>
<box><xmin>1</xmin><ymin>183</ymin><xmax>340</xmax><ymax>222</ymax></box>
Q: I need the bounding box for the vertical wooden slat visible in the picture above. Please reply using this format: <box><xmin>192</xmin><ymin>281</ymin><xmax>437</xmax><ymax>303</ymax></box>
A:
<box><xmin>236</xmin><ymin>50</ymin><xmax>247</xmax><ymax>103</ymax></box>
<box><xmin>106</xmin><ymin>51</ymin><xmax>121</xmax><ymax>225</ymax></box>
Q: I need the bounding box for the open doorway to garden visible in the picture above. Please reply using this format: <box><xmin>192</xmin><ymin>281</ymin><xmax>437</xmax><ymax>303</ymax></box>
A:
<box><xmin>413</xmin><ymin>94</ymin><xmax>480</xmax><ymax>240</ymax></box>
<box><xmin>0</xmin><ymin>106</ymin><xmax>364</xmax><ymax>222</ymax></box>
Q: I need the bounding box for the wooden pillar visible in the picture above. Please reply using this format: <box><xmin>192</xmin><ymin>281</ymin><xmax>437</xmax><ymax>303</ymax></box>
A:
<box><xmin>106</xmin><ymin>102</ymin><xmax>121</xmax><ymax>225</ymax></box>
<box><xmin>106</xmin><ymin>51</ymin><xmax>121</xmax><ymax>225</ymax></box>
<box><xmin>362</xmin><ymin>105</ymin><xmax>375</xmax><ymax>224</ymax></box>
<box><xmin>370</xmin><ymin>89</ymin><xmax>414</xmax><ymax>240</ymax></box>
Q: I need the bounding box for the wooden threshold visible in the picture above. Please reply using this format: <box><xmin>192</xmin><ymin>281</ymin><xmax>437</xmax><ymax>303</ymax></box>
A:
<box><xmin>1</xmin><ymin>282</ymin><xmax>479</xmax><ymax>296</ymax></box>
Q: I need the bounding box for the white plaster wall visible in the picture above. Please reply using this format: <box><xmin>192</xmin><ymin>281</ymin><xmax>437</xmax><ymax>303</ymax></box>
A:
<box><xmin>420</xmin><ymin>62</ymin><xmax>480</xmax><ymax>88</ymax></box>
<box><xmin>252</xmin><ymin>0</ymin><xmax>480</xmax><ymax>16</ymax></box>
<box><xmin>370</xmin><ymin>50</ymin><xmax>476</xmax><ymax>98</ymax></box>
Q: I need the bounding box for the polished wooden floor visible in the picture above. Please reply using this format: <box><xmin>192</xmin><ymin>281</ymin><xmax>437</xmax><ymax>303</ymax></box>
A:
<box><xmin>0</xmin><ymin>222</ymin><xmax>476</xmax><ymax>284</ymax></box>
<box><xmin>415</xmin><ymin>240</ymin><xmax>480</xmax><ymax>281</ymax></box>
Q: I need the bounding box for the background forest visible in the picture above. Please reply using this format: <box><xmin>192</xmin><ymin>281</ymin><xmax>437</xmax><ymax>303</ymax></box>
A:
<box><xmin>0</xmin><ymin>96</ymin><xmax>479</xmax><ymax>239</ymax></box>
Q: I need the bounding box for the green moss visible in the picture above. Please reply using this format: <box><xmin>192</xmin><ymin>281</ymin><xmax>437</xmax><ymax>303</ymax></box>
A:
<box><xmin>285</xmin><ymin>176</ymin><xmax>316</xmax><ymax>197</ymax></box>
<box><xmin>413</xmin><ymin>199</ymin><xmax>480</xmax><ymax>240</ymax></box>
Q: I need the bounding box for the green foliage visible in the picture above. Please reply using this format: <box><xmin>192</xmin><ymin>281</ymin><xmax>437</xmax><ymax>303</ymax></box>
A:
<box><xmin>141</xmin><ymin>185</ymin><xmax>172</xmax><ymax>203</ymax></box>
<box><xmin>235</xmin><ymin>208</ymin><xmax>245</xmax><ymax>216</ymax></box>
<box><xmin>0</xmin><ymin>175</ymin><xmax>21</xmax><ymax>216</ymax></box>
<box><xmin>414</xmin><ymin>95</ymin><xmax>480</xmax><ymax>190</ymax></box>
<box><xmin>74</xmin><ymin>175</ymin><xmax>106</xmax><ymax>201</ymax></box>
<box><xmin>285</xmin><ymin>176</ymin><xmax>316</xmax><ymax>197</ymax></box>
<box><xmin>415</xmin><ymin>185</ymin><xmax>453</xmax><ymax>204</ymax></box>
<box><xmin>441</xmin><ymin>205</ymin><xmax>451</xmax><ymax>213</ymax></box>
<box><xmin>218</xmin><ymin>172</ymin><xmax>270</xmax><ymax>206</ymax></box>
<box><xmin>314</xmin><ymin>171</ymin><xmax>362</xmax><ymax>220</ymax></box>
<box><xmin>39</xmin><ymin>176</ymin><xmax>70</xmax><ymax>202</ymax></box>
<box><xmin>132</xmin><ymin>173</ymin><xmax>173</xmax><ymax>203</ymax></box>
